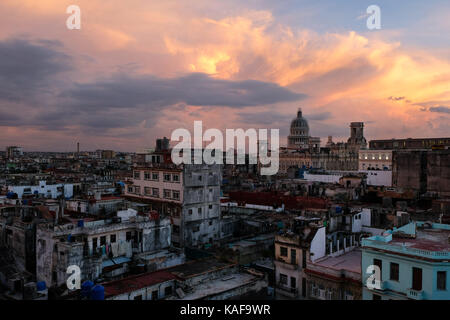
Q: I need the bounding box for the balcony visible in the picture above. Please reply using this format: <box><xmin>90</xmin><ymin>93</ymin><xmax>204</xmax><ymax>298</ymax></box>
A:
<box><xmin>407</xmin><ymin>289</ymin><xmax>424</xmax><ymax>300</ymax></box>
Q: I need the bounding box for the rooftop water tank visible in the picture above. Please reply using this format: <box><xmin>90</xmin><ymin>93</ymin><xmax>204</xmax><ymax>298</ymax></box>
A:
<box><xmin>91</xmin><ymin>285</ymin><xmax>105</xmax><ymax>300</ymax></box>
<box><xmin>81</xmin><ymin>280</ymin><xmax>94</xmax><ymax>298</ymax></box>
<box><xmin>36</xmin><ymin>281</ymin><xmax>46</xmax><ymax>291</ymax></box>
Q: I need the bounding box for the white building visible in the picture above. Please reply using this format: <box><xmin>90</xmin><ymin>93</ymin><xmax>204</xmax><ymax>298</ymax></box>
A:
<box><xmin>8</xmin><ymin>181</ymin><xmax>73</xmax><ymax>199</ymax></box>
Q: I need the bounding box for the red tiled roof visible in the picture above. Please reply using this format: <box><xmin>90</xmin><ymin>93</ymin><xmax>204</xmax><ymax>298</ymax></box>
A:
<box><xmin>103</xmin><ymin>270</ymin><xmax>177</xmax><ymax>297</ymax></box>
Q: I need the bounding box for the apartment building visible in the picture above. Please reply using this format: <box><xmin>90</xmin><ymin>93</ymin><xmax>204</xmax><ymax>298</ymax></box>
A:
<box><xmin>124</xmin><ymin>163</ymin><xmax>221</xmax><ymax>248</ymax></box>
<box><xmin>274</xmin><ymin>218</ymin><xmax>325</xmax><ymax>299</ymax></box>
<box><xmin>362</xmin><ymin>222</ymin><xmax>450</xmax><ymax>300</ymax></box>
<box><xmin>36</xmin><ymin>211</ymin><xmax>180</xmax><ymax>288</ymax></box>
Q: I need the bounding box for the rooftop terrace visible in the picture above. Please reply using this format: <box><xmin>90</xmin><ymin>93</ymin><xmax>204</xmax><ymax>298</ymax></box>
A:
<box><xmin>362</xmin><ymin>222</ymin><xmax>450</xmax><ymax>260</ymax></box>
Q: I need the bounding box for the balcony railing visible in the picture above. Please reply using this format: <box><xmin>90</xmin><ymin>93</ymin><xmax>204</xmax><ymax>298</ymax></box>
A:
<box><xmin>362</xmin><ymin>239</ymin><xmax>450</xmax><ymax>260</ymax></box>
<box><xmin>407</xmin><ymin>289</ymin><xmax>424</xmax><ymax>300</ymax></box>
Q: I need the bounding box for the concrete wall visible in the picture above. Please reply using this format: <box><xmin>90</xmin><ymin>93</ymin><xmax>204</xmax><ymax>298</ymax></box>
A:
<box><xmin>362</xmin><ymin>170</ymin><xmax>392</xmax><ymax>187</ymax></box>
<box><xmin>362</xmin><ymin>248</ymin><xmax>450</xmax><ymax>300</ymax></box>
<box><xmin>9</xmin><ymin>181</ymin><xmax>74</xmax><ymax>199</ymax></box>
<box><xmin>310</xmin><ymin>227</ymin><xmax>326</xmax><ymax>262</ymax></box>
<box><xmin>304</xmin><ymin>173</ymin><xmax>341</xmax><ymax>184</ymax></box>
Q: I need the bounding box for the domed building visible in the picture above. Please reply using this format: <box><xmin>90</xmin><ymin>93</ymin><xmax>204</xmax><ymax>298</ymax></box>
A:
<box><xmin>287</xmin><ymin>108</ymin><xmax>310</xmax><ymax>149</ymax></box>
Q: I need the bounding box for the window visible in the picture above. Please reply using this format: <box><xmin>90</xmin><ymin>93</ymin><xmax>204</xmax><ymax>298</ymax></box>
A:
<box><xmin>198</xmin><ymin>175</ymin><xmax>202</xmax><ymax>181</ymax></box>
<box><xmin>290</xmin><ymin>277</ymin><xmax>296</xmax><ymax>289</ymax></box>
<box><xmin>144</xmin><ymin>172</ymin><xmax>150</xmax><ymax>180</ymax></box>
<box><xmin>188</xmin><ymin>209</ymin><xmax>193</xmax><ymax>215</ymax></box>
<box><xmin>172</xmin><ymin>191</ymin><xmax>180</xmax><ymax>200</ymax></box>
<box><xmin>164</xmin><ymin>286</ymin><xmax>172</xmax><ymax>296</ymax></box>
<box><xmin>152</xmin><ymin>172</ymin><xmax>159</xmax><ymax>181</ymax></box>
<box><xmin>144</xmin><ymin>187</ymin><xmax>151</xmax><ymax>195</ymax></box>
<box><xmin>126</xmin><ymin>232</ymin><xmax>132</xmax><ymax>241</ymax></box>
<box><xmin>302</xmin><ymin>249</ymin><xmax>307</xmax><ymax>268</ymax></box>
<box><xmin>164</xmin><ymin>173</ymin><xmax>171</xmax><ymax>182</ymax></box>
<box><xmin>280</xmin><ymin>246</ymin><xmax>288</xmax><ymax>257</ymax></box>
<box><xmin>412</xmin><ymin>267</ymin><xmax>422</xmax><ymax>291</ymax></box>
<box><xmin>100</xmin><ymin>236</ymin><xmax>106</xmax><ymax>246</ymax></box>
<box><xmin>110</xmin><ymin>234</ymin><xmax>116</xmax><ymax>243</ymax></box>
<box><xmin>198</xmin><ymin>207</ymin><xmax>202</xmax><ymax>214</ymax></box>
<box><xmin>390</xmin><ymin>263</ymin><xmax>399</xmax><ymax>281</ymax></box>
<box><xmin>172</xmin><ymin>174</ymin><xmax>179</xmax><ymax>182</ymax></box>
<box><xmin>209</xmin><ymin>204</ymin><xmax>213</xmax><ymax>210</ymax></box>
<box><xmin>92</xmin><ymin>238</ymin><xmax>98</xmax><ymax>251</ymax></box>
<box><xmin>134</xmin><ymin>186</ymin><xmax>141</xmax><ymax>195</ymax></box>
<box><xmin>279</xmin><ymin>274</ymin><xmax>288</xmax><ymax>285</ymax></box>
<box><xmin>152</xmin><ymin>188</ymin><xmax>159</xmax><ymax>197</ymax></box>
<box><xmin>437</xmin><ymin>271</ymin><xmax>446</xmax><ymax>291</ymax></box>
<box><xmin>134</xmin><ymin>171</ymin><xmax>140</xmax><ymax>179</ymax></box>
<box><xmin>128</xmin><ymin>186</ymin><xmax>133</xmax><ymax>193</ymax></box>
<box><xmin>163</xmin><ymin>189</ymin><xmax>171</xmax><ymax>199</ymax></box>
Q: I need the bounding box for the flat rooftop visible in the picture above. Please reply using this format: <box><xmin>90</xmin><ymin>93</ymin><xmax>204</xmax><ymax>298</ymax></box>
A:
<box><xmin>391</xmin><ymin>228</ymin><xmax>450</xmax><ymax>252</ymax></box>
<box><xmin>171</xmin><ymin>273</ymin><xmax>260</xmax><ymax>300</ymax></box>
<box><xmin>312</xmin><ymin>249</ymin><xmax>361</xmax><ymax>274</ymax></box>
<box><xmin>167</xmin><ymin>259</ymin><xmax>235</xmax><ymax>279</ymax></box>
<box><xmin>103</xmin><ymin>270</ymin><xmax>177</xmax><ymax>298</ymax></box>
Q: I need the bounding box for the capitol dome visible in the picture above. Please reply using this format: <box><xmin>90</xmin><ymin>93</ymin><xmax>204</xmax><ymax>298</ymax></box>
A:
<box><xmin>287</xmin><ymin>108</ymin><xmax>310</xmax><ymax>149</ymax></box>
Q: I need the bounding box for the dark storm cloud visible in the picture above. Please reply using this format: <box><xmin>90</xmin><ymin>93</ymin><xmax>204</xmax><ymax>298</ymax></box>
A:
<box><xmin>429</xmin><ymin>106</ymin><xmax>450</xmax><ymax>114</ymax></box>
<box><xmin>0</xmin><ymin>38</ymin><xmax>70</xmax><ymax>101</ymax></box>
<box><xmin>0</xmin><ymin>38</ymin><xmax>305</xmax><ymax>134</ymax></box>
<box><xmin>62</xmin><ymin>72</ymin><xmax>306</xmax><ymax>111</ymax></box>
<box><xmin>0</xmin><ymin>110</ymin><xmax>20</xmax><ymax>125</ymax></box>
<box><xmin>237</xmin><ymin>112</ymin><xmax>292</xmax><ymax>126</ymax></box>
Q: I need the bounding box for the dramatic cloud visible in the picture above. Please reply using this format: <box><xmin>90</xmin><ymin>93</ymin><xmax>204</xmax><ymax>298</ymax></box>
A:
<box><xmin>0</xmin><ymin>38</ymin><xmax>70</xmax><ymax>102</ymax></box>
<box><xmin>429</xmin><ymin>106</ymin><xmax>450</xmax><ymax>114</ymax></box>
<box><xmin>63</xmin><ymin>73</ymin><xmax>305</xmax><ymax>110</ymax></box>
<box><xmin>0</xmin><ymin>0</ymin><xmax>449</xmax><ymax>150</ymax></box>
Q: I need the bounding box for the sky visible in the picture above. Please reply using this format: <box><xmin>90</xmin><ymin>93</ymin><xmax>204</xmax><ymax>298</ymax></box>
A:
<box><xmin>0</xmin><ymin>0</ymin><xmax>449</xmax><ymax>152</ymax></box>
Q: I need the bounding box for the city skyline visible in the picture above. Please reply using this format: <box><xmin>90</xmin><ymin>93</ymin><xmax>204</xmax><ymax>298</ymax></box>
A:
<box><xmin>1</xmin><ymin>0</ymin><xmax>450</xmax><ymax>152</ymax></box>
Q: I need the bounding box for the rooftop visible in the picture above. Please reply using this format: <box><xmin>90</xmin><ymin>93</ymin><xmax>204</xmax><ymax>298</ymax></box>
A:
<box><xmin>167</xmin><ymin>259</ymin><xmax>235</xmax><ymax>279</ymax></box>
<box><xmin>306</xmin><ymin>249</ymin><xmax>362</xmax><ymax>282</ymax></box>
<box><xmin>103</xmin><ymin>270</ymin><xmax>177</xmax><ymax>298</ymax></box>
<box><xmin>171</xmin><ymin>272</ymin><xmax>261</xmax><ymax>300</ymax></box>
<box><xmin>362</xmin><ymin>222</ymin><xmax>450</xmax><ymax>260</ymax></box>
<box><xmin>390</xmin><ymin>227</ymin><xmax>450</xmax><ymax>252</ymax></box>
<box><xmin>312</xmin><ymin>249</ymin><xmax>361</xmax><ymax>275</ymax></box>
